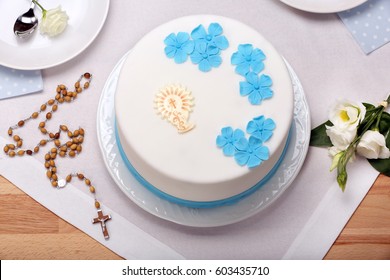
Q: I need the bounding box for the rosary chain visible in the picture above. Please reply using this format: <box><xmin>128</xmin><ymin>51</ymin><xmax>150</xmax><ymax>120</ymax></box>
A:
<box><xmin>3</xmin><ymin>72</ymin><xmax>101</xmax><ymax>209</ymax></box>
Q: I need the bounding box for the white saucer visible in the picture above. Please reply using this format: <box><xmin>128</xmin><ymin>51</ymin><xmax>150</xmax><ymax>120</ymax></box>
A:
<box><xmin>97</xmin><ymin>51</ymin><xmax>311</xmax><ymax>227</ymax></box>
<box><xmin>280</xmin><ymin>0</ymin><xmax>367</xmax><ymax>13</ymax></box>
<box><xmin>0</xmin><ymin>0</ymin><xmax>110</xmax><ymax>70</ymax></box>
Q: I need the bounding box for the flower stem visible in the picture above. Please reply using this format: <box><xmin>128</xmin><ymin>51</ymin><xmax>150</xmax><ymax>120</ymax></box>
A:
<box><xmin>32</xmin><ymin>0</ymin><xmax>46</xmax><ymax>13</ymax></box>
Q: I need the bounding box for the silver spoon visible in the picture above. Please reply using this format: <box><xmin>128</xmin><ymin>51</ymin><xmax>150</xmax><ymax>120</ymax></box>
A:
<box><xmin>13</xmin><ymin>1</ymin><xmax>38</xmax><ymax>38</ymax></box>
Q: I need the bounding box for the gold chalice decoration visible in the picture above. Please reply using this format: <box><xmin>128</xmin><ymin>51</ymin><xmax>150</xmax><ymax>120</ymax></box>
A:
<box><xmin>154</xmin><ymin>84</ymin><xmax>195</xmax><ymax>133</ymax></box>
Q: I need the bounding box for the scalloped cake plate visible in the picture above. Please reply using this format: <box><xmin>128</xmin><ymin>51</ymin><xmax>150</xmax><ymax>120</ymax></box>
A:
<box><xmin>0</xmin><ymin>0</ymin><xmax>109</xmax><ymax>70</ymax></box>
<box><xmin>280</xmin><ymin>0</ymin><xmax>367</xmax><ymax>13</ymax></box>
<box><xmin>97</xmin><ymin>51</ymin><xmax>311</xmax><ymax>227</ymax></box>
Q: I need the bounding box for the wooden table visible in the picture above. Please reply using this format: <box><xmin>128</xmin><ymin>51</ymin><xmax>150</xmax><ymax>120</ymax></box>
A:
<box><xmin>0</xmin><ymin>174</ymin><xmax>389</xmax><ymax>260</ymax></box>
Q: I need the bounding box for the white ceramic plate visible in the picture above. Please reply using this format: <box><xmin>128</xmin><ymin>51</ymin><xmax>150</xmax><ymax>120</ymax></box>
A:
<box><xmin>97</xmin><ymin>51</ymin><xmax>311</xmax><ymax>227</ymax></box>
<box><xmin>0</xmin><ymin>0</ymin><xmax>109</xmax><ymax>70</ymax></box>
<box><xmin>280</xmin><ymin>0</ymin><xmax>368</xmax><ymax>13</ymax></box>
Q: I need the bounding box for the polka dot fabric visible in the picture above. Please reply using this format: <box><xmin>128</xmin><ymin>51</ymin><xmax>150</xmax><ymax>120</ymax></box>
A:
<box><xmin>338</xmin><ymin>0</ymin><xmax>390</xmax><ymax>54</ymax></box>
<box><xmin>0</xmin><ymin>66</ymin><xmax>43</xmax><ymax>100</ymax></box>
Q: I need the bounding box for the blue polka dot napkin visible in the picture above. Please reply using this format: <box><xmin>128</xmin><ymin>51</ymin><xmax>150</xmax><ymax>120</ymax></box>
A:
<box><xmin>338</xmin><ymin>0</ymin><xmax>390</xmax><ymax>54</ymax></box>
<box><xmin>0</xmin><ymin>66</ymin><xmax>43</xmax><ymax>100</ymax></box>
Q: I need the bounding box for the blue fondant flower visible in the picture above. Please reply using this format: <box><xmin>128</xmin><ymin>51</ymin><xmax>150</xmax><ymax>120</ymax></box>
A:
<box><xmin>231</xmin><ymin>44</ymin><xmax>266</xmax><ymax>76</ymax></box>
<box><xmin>190</xmin><ymin>41</ymin><xmax>222</xmax><ymax>72</ymax></box>
<box><xmin>191</xmin><ymin>23</ymin><xmax>229</xmax><ymax>51</ymax></box>
<box><xmin>246</xmin><ymin>116</ymin><xmax>276</xmax><ymax>142</ymax></box>
<box><xmin>234</xmin><ymin>136</ymin><xmax>269</xmax><ymax>168</ymax></box>
<box><xmin>164</xmin><ymin>32</ymin><xmax>195</xmax><ymax>64</ymax></box>
<box><xmin>216</xmin><ymin>127</ymin><xmax>245</xmax><ymax>156</ymax></box>
<box><xmin>239</xmin><ymin>72</ymin><xmax>273</xmax><ymax>105</ymax></box>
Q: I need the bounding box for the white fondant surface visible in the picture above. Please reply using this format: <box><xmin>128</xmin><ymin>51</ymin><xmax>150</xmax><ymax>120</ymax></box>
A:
<box><xmin>115</xmin><ymin>15</ymin><xmax>293</xmax><ymax>202</ymax></box>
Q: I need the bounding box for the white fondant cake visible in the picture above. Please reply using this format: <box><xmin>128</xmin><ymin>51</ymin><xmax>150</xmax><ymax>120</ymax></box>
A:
<box><xmin>115</xmin><ymin>15</ymin><xmax>294</xmax><ymax>208</ymax></box>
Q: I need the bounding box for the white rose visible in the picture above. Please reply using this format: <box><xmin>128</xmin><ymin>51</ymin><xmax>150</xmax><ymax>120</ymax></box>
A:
<box><xmin>40</xmin><ymin>6</ymin><xmax>69</xmax><ymax>37</ymax></box>
<box><xmin>328</xmin><ymin>99</ymin><xmax>366</xmax><ymax>130</ymax></box>
<box><xmin>356</xmin><ymin>130</ymin><xmax>390</xmax><ymax>159</ymax></box>
<box><xmin>326</xmin><ymin>125</ymin><xmax>357</xmax><ymax>150</ymax></box>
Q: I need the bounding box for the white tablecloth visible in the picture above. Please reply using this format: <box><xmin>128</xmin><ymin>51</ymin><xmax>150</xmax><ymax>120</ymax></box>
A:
<box><xmin>1</xmin><ymin>0</ymin><xmax>388</xmax><ymax>259</ymax></box>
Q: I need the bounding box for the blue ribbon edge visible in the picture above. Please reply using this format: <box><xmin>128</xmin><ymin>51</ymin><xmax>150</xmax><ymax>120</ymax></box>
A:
<box><xmin>115</xmin><ymin>121</ymin><xmax>292</xmax><ymax>209</ymax></box>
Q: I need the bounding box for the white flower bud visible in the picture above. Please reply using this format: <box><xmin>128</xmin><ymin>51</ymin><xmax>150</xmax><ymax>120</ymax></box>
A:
<box><xmin>356</xmin><ymin>130</ymin><xmax>390</xmax><ymax>159</ymax></box>
<box><xmin>40</xmin><ymin>6</ymin><xmax>69</xmax><ymax>37</ymax></box>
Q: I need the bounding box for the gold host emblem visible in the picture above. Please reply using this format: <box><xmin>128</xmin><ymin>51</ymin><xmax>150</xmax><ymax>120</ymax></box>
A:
<box><xmin>154</xmin><ymin>85</ymin><xmax>195</xmax><ymax>133</ymax></box>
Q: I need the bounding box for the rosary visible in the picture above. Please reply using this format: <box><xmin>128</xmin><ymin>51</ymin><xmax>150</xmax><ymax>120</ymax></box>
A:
<box><xmin>2</xmin><ymin>73</ymin><xmax>111</xmax><ymax>240</ymax></box>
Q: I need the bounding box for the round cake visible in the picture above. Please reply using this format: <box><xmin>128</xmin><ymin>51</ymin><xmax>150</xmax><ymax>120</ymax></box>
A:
<box><xmin>115</xmin><ymin>15</ymin><xmax>294</xmax><ymax>208</ymax></box>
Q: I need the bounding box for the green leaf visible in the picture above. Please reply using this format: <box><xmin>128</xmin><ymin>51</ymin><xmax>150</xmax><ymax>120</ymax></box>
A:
<box><xmin>363</xmin><ymin>102</ymin><xmax>375</xmax><ymax>110</ymax></box>
<box><xmin>368</xmin><ymin>158</ymin><xmax>390</xmax><ymax>177</ymax></box>
<box><xmin>310</xmin><ymin>120</ymin><xmax>333</xmax><ymax>147</ymax></box>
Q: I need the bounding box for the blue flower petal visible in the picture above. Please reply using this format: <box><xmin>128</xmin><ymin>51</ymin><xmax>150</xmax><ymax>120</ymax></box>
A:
<box><xmin>248</xmin><ymin>91</ymin><xmax>262</xmax><ymax>105</ymax></box>
<box><xmin>252</xmin><ymin>48</ymin><xmax>266</xmax><ymax>61</ymax></box>
<box><xmin>260</xmin><ymin>87</ymin><xmax>273</xmax><ymax>99</ymax></box>
<box><xmin>216</xmin><ymin>135</ymin><xmax>227</xmax><ymax>148</ymax></box>
<box><xmin>248</xmin><ymin>136</ymin><xmax>262</xmax><ymax>147</ymax></box>
<box><xmin>207</xmin><ymin>45</ymin><xmax>220</xmax><ymax>55</ymax></box>
<box><xmin>164</xmin><ymin>45</ymin><xmax>177</xmax><ymax>58</ymax></box>
<box><xmin>247</xmin><ymin>155</ymin><xmax>261</xmax><ymax>168</ymax></box>
<box><xmin>208</xmin><ymin>55</ymin><xmax>222</xmax><ymax>68</ymax></box>
<box><xmin>174</xmin><ymin>49</ymin><xmax>188</xmax><ymax>64</ymax></box>
<box><xmin>263</xmin><ymin>119</ymin><xmax>276</xmax><ymax>130</ymax></box>
<box><xmin>221</xmin><ymin>127</ymin><xmax>233</xmax><ymax>137</ymax></box>
<box><xmin>214</xmin><ymin>36</ymin><xmax>229</xmax><ymax>50</ymax></box>
<box><xmin>253</xmin><ymin>115</ymin><xmax>265</xmax><ymax>122</ymax></box>
<box><xmin>246</xmin><ymin>120</ymin><xmax>257</xmax><ymax>134</ymax></box>
<box><xmin>254</xmin><ymin>146</ymin><xmax>269</xmax><ymax>160</ymax></box>
<box><xmin>250</xmin><ymin>61</ymin><xmax>264</xmax><ymax>74</ymax></box>
<box><xmin>246</xmin><ymin>72</ymin><xmax>259</xmax><ymax>86</ymax></box>
<box><xmin>223</xmin><ymin>144</ymin><xmax>235</xmax><ymax>156</ymax></box>
<box><xmin>233</xmin><ymin>129</ymin><xmax>245</xmax><ymax>140</ymax></box>
<box><xmin>182</xmin><ymin>40</ymin><xmax>195</xmax><ymax>54</ymax></box>
<box><xmin>164</xmin><ymin>33</ymin><xmax>177</xmax><ymax>46</ymax></box>
<box><xmin>231</xmin><ymin>52</ymin><xmax>245</xmax><ymax>65</ymax></box>
<box><xmin>238</xmin><ymin>44</ymin><xmax>253</xmax><ymax>57</ymax></box>
<box><xmin>199</xmin><ymin>59</ymin><xmax>212</xmax><ymax>72</ymax></box>
<box><xmin>191</xmin><ymin>24</ymin><xmax>207</xmax><ymax>40</ymax></box>
<box><xmin>259</xmin><ymin>74</ymin><xmax>273</xmax><ymax>87</ymax></box>
<box><xmin>239</xmin><ymin>81</ymin><xmax>253</xmax><ymax>96</ymax></box>
<box><xmin>235</xmin><ymin>63</ymin><xmax>250</xmax><ymax>76</ymax></box>
<box><xmin>234</xmin><ymin>137</ymin><xmax>248</xmax><ymax>151</ymax></box>
<box><xmin>208</xmin><ymin>23</ymin><xmax>223</xmax><ymax>36</ymax></box>
<box><xmin>176</xmin><ymin>32</ymin><xmax>190</xmax><ymax>44</ymax></box>
<box><xmin>190</xmin><ymin>52</ymin><xmax>204</xmax><ymax>64</ymax></box>
<box><xmin>260</xmin><ymin>130</ymin><xmax>273</xmax><ymax>142</ymax></box>
<box><xmin>234</xmin><ymin>151</ymin><xmax>250</xmax><ymax>166</ymax></box>
<box><xmin>195</xmin><ymin>41</ymin><xmax>208</xmax><ymax>53</ymax></box>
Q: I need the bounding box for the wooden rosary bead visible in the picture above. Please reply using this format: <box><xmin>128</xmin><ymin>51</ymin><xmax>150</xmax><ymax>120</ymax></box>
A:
<box><xmin>18</xmin><ymin>120</ymin><xmax>25</xmax><ymax>127</ymax></box>
<box><xmin>39</xmin><ymin>122</ymin><xmax>46</xmax><ymax>128</ymax></box>
<box><xmin>51</xmin><ymin>167</ymin><xmax>57</xmax><ymax>173</ymax></box>
<box><xmin>64</xmin><ymin>96</ymin><xmax>72</xmax><ymax>102</ymax></box>
<box><xmin>40</xmin><ymin>128</ymin><xmax>48</xmax><ymax>134</ymax></box>
<box><xmin>66</xmin><ymin>175</ymin><xmax>72</xmax><ymax>182</ymax></box>
<box><xmin>69</xmin><ymin>150</ymin><xmax>76</xmax><ymax>157</ymax></box>
<box><xmin>7</xmin><ymin>144</ymin><xmax>15</xmax><ymax>150</ymax></box>
<box><xmin>45</xmin><ymin>153</ymin><xmax>51</xmax><ymax>161</ymax></box>
<box><xmin>17</xmin><ymin>150</ymin><xmax>25</xmax><ymax>156</ymax></box>
<box><xmin>85</xmin><ymin>179</ymin><xmax>91</xmax><ymax>186</ymax></box>
<box><xmin>58</xmin><ymin>98</ymin><xmax>64</xmax><ymax>103</ymax></box>
<box><xmin>51</xmin><ymin>181</ymin><xmax>58</xmax><ymax>187</ymax></box>
<box><xmin>46</xmin><ymin>171</ymin><xmax>52</xmax><ymax>179</ymax></box>
<box><xmin>34</xmin><ymin>146</ymin><xmax>40</xmax><ymax>153</ymax></box>
<box><xmin>55</xmin><ymin>93</ymin><xmax>61</xmax><ymax>100</ymax></box>
<box><xmin>67</xmin><ymin>131</ymin><xmax>73</xmax><ymax>138</ymax></box>
<box><xmin>40</xmin><ymin>140</ymin><xmax>47</xmax><ymax>146</ymax></box>
<box><xmin>52</xmin><ymin>174</ymin><xmax>58</xmax><ymax>181</ymax></box>
<box><xmin>26</xmin><ymin>150</ymin><xmax>33</xmax><ymax>156</ymax></box>
<box><xmin>89</xmin><ymin>186</ymin><xmax>96</xmax><ymax>193</ymax></box>
<box><xmin>48</xmin><ymin>99</ymin><xmax>55</xmax><ymax>106</ymax></box>
<box><xmin>40</xmin><ymin>104</ymin><xmax>47</xmax><ymax>111</ymax></box>
<box><xmin>44</xmin><ymin>162</ymin><xmax>50</xmax><ymax>169</ymax></box>
<box><xmin>56</xmin><ymin>86</ymin><xmax>61</xmax><ymax>93</ymax></box>
<box><xmin>95</xmin><ymin>201</ymin><xmax>100</xmax><ymax>209</ymax></box>
<box><xmin>73</xmin><ymin>130</ymin><xmax>80</xmax><ymax>137</ymax></box>
<box><xmin>50</xmin><ymin>153</ymin><xmax>57</xmax><ymax>159</ymax></box>
<box><xmin>59</xmin><ymin>151</ymin><xmax>66</xmax><ymax>157</ymax></box>
<box><xmin>54</xmin><ymin>133</ymin><xmax>60</xmax><ymax>139</ymax></box>
<box><xmin>84</xmin><ymin>72</ymin><xmax>91</xmax><ymax>79</ymax></box>
<box><xmin>13</xmin><ymin>135</ymin><xmax>20</xmax><ymax>141</ymax></box>
<box><xmin>66</xmin><ymin>141</ymin><xmax>72</xmax><ymax>147</ymax></box>
<box><xmin>70</xmin><ymin>144</ymin><xmax>77</xmax><ymax>150</ymax></box>
<box><xmin>75</xmin><ymin>81</ymin><xmax>80</xmax><ymax>89</ymax></box>
<box><xmin>84</xmin><ymin>82</ymin><xmax>90</xmax><ymax>89</ymax></box>
<box><xmin>51</xmin><ymin>148</ymin><xmax>58</xmax><ymax>154</ymax></box>
<box><xmin>52</xmin><ymin>104</ymin><xmax>58</xmax><ymax>112</ymax></box>
<box><xmin>76</xmin><ymin>145</ymin><xmax>82</xmax><ymax>153</ymax></box>
<box><xmin>17</xmin><ymin>140</ymin><xmax>23</xmax><ymax>147</ymax></box>
<box><xmin>76</xmin><ymin>87</ymin><xmax>82</xmax><ymax>93</ymax></box>
<box><xmin>46</xmin><ymin>112</ymin><xmax>52</xmax><ymax>120</ymax></box>
<box><xmin>54</xmin><ymin>140</ymin><xmax>61</xmax><ymax>147</ymax></box>
<box><xmin>8</xmin><ymin>128</ymin><xmax>13</xmax><ymax>136</ymax></box>
<box><xmin>32</xmin><ymin>112</ymin><xmax>39</xmax><ymax>119</ymax></box>
<box><xmin>9</xmin><ymin>151</ymin><xmax>16</xmax><ymax>157</ymax></box>
<box><xmin>59</xmin><ymin>84</ymin><xmax>66</xmax><ymax>90</ymax></box>
<box><xmin>77</xmin><ymin>173</ymin><xmax>85</xmax><ymax>180</ymax></box>
<box><xmin>60</xmin><ymin>125</ymin><xmax>68</xmax><ymax>131</ymax></box>
<box><xmin>3</xmin><ymin>146</ymin><xmax>9</xmax><ymax>153</ymax></box>
<box><xmin>60</xmin><ymin>146</ymin><xmax>67</xmax><ymax>152</ymax></box>
<box><xmin>49</xmin><ymin>132</ymin><xmax>55</xmax><ymax>138</ymax></box>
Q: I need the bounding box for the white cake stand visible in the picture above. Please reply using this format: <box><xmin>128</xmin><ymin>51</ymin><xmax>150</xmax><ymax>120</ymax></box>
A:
<box><xmin>97</xmin><ymin>51</ymin><xmax>311</xmax><ymax>227</ymax></box>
